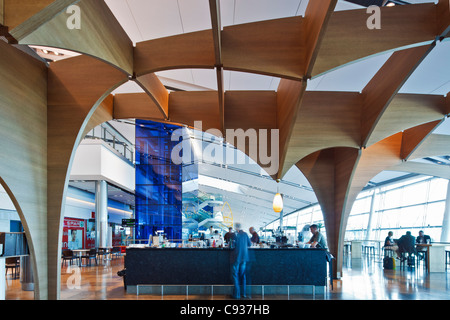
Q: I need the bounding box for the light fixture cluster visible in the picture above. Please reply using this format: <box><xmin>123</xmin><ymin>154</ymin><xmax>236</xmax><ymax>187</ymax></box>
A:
<box><xmin>38</xmin><ymin>48</ymin><xmax>63</xmax><ymax>56</ymax></box>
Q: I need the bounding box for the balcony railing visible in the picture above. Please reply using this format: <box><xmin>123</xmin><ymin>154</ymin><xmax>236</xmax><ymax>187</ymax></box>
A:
<box><xmin>84</xmin><ymin>122</ymin><xmax>135</xmax><ymax>164</ymax></box>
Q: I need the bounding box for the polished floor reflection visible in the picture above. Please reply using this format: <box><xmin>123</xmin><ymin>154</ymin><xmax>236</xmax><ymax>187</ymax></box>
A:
<box><xmin>4</xmin><ymin>253</ymin><xmax>450</xmax><ymax>300</ymax></box>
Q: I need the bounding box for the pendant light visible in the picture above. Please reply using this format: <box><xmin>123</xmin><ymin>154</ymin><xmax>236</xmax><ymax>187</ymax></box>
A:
<box><xmin>273</xmin><ymin>179</ymin><xmax>283</xmax><ymax>213</ymax></box>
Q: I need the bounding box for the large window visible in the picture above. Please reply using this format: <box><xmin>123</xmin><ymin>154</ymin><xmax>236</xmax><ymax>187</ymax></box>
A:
<box><xmin>264</xmin><ymin>176</ymin><xmax>449</xmax><ymax>244</ymax></box>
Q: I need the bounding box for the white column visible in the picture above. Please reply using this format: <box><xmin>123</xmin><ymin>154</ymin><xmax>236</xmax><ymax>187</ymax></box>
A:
<box><xmin>95</xmin><ymin>180</ymin><xmax>108</xmax><ymax>248</ymax></box>
<box><xmin>0</xmin><ymin>258</ymin><xmax>5</xmax><ymax>300</ymax></box>
<box><xmin>365</xmin><ymin>190</ymin><xmax>377</xmax><ymax>241</ymax></box>
<box><xmin>279</xmin><ymin>210</ymin><xmax>283</xmax><ymax>232</ymax></box>
<box><xmin>440</xmin><ymin>180</ymin><xmax>450</xmax><ymax>242</ymax></box>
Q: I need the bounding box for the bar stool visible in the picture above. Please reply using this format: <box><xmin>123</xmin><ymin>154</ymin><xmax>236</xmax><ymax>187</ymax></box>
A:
<box><xmin>344</xmin><ymin>243</ymin><xmax>351</xmax><ymax>255</ymax></box>
<box><xmin>364</xmin><ymin>244</ymin><xmax>375</xmax><ymax>256</ymax></box>
<box><xmin>416</xmin><ymin>249</ymin><xmax>428</xmax><ymax>270</ymax></box>
<box><xmin>384</xmin><ymin>248</ymin><xmax>394</xmax><ymax>258</ymax></box>
<box><xmin>446</xmin><ymin>250</ymin><xmax>450</xmax><ymax>270</ymax></box>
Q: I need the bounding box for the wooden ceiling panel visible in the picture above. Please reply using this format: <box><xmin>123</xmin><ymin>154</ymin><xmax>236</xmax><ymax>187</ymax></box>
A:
<box><xmin>366</xmin><ymin>93</ymin><xmax>447</xmax><ymax>147</ymax></box>
<box><xmin>113</xmin><ymin>92</ymin><xmax>165</xmax><ymax>121</ymax></box>
<box><xmin>313</xmin><ymin>3</ymin><xmax>437</xmax><ymax>77</ymax></box>
<box><xmin>224</xmin><ymin>91</ymin><xmax>277</xmax><ymax>130</ymax></box>
<box><xmin>361</xmin><ymin>45</ymin><xmax>434</xmax><ymax>147</ymax></box>
<box><xmin>222</xmin><ymin>16</ymin><xmax>305</xmax><ymax>80</ymax></box>
<box><xmin>15</xmin><ymin>0</ymin><xmax>134</xmax><ymax>75</ymax></box>
<box><xmin>401</xmin><ymin>120</ymin><xmax>443</xmax><ymax>160</ymax></box>
<box><xmin>134</xmin><ymin>30</ymin><xmax>216</xmax><ymax>76</ymax></box>
<box><xmin>168</xmin><ymin>91</ymin><xmax>221</xmax><ymax>132</ymax></box>
<box><xmin>282</xmin><ymin>91</ymin><xmax>362</xmax><ymax>178</ymax></box>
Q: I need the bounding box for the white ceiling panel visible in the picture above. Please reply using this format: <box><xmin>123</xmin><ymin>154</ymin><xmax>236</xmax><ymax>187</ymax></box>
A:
<box><xmin>233</xmin><ymin>0</ymin><xmax>302</xmax><ymax>25</ymax></box>
<box><xmin>112</xmin><ymin>80</ymin><xmax>144</xmax><ymax>94</ymax></box>
<box><xmin>308</xmin><ymin>52</ymin><xmax>393</xmax><ymax>92</ymax></box>
<box><xmin>433</xmin><ymin>117</ymin><xmax>450</xmax><ymax>136</ymax></box>
<box><xmin>227</xmin><ymin>71</ymin><xmax>277</xmax><ymax>91</ymax></box>
<box><xmin>178</xmin><ymin>0</ymin><xmax>212</xmax><ymax>33</ymax></box>
<box><xmin>104</xmin><ymin>0</ymin><xmax>144</xmax><ymax>44</ymax></box>
<box><xmin>191</xmin><ymin>69</ymin><xmax>218</xmax><ymax>90</ymax></box>
<box><xmin>126</xmin><ymin>0</ymin><xmax>184</xmax><ymax>41</ymax></box>
<box><xmin>400</xmin><ymin>39</ymin><xmax>450</xmax><ymax>95</ymax></box>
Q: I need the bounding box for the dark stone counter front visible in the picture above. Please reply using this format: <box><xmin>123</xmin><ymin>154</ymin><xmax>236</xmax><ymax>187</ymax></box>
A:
<box><xmin>124</xmin><ymin>247</ymin><xmax>328</xmax><ymax>288</ymax></box>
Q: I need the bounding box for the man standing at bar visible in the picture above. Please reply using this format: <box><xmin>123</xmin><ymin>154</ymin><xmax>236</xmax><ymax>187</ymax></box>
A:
<box><xmin>307</xmin><ymin>224</ymin><xmax>327</xmax><ymax>249</ymax></box>
<box><xmin>249</xmin><ymin>227</ymin><xmax>260</xmax><ymax>245</ymax></box>
<box><xmin>231</xmin><ymin>223</ymin><xmax>251</xmax><ymax>299</ymax></box>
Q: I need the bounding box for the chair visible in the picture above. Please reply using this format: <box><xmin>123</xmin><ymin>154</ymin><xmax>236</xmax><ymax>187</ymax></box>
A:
<box><xmin>61</xmin><ymin>249</ymin><xmax>79</xmax><ymax>266</ymax></box>
<box><xmin>399</xmin><ymin>251</ymin><xmax>416</xmax><ymax>269</ymax></box>
<box><xmin>97</xmin><ymin>247</ymin><xmax>111</xmax><ymax>261</ymax></box>
<box><xmin>111</xmin><ymin>247</ymin><xmax>121</xmax><ymax>260</ymax></box>
<box><xmin>82</xmin><ymin>248</ymin><xmax>98</xmax><ymax>266</ymax></box>
<box><xmin>5</xmin><ymin>257</ymin><xmax>19</xmax><ymax>279</ymax></box>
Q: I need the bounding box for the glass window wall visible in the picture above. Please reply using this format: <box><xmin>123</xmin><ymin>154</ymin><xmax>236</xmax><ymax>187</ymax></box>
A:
<box><xmin>264</xmin><ymin>176</ymin><xmax>449</xmax><ymax>244</ymax></box>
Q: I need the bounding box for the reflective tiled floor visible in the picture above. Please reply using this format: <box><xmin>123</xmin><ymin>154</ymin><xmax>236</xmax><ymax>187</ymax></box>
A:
<box><xmin>4</xmin><ymin>253</ymin><xmax>450</xmax><ymax>300</ymax></box>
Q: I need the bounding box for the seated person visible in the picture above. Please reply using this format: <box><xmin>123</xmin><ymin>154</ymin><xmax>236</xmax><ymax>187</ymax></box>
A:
<box><xmin>416</xmin><ymin>230</ymin><xmax>431</xmax><ymax>246</ymax></box>
<box><xmin>384</xmin><ymin>231</ymin><xmax>400</xmax><ymax>258</ymax></box>
<box><xmin>397</xmin><ymin>231</ymin><xmax>416</xmax><ymax>260</ymax></box>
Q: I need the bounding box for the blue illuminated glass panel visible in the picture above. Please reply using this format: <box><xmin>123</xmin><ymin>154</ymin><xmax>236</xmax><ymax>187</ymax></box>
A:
<box><xmin>135</xmin><ymin>120</ymin><xmax>182</xmax><ymax>242</ymax></box>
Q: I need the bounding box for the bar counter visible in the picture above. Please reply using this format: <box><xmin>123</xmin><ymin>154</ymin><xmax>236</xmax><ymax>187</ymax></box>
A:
<box><xmin>124</xmin><ymin>247</ymin><xmax>329</xmax><ymax>295</ymax></box>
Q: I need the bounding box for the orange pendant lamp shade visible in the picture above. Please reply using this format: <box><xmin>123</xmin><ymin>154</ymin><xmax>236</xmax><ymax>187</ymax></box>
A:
<box><xmin>273</xmin><ymin>192</ymin><xmax>283</xmax><ymax>213</ymax></box>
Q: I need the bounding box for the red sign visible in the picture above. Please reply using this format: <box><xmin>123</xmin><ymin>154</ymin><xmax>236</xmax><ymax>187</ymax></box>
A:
<box><xmin>62</xmin><ymin>218</ymin><xmax>85</xmax><ymax>250</ymax></box>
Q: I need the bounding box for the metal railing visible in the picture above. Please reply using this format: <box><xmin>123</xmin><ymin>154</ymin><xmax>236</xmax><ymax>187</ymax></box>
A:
<box><xmin>84</xmin><ymin>122</ymin><xmax>135</xmax><ymax>164</ymax></box>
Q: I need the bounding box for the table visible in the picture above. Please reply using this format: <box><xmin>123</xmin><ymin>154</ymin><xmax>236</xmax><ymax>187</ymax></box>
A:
<box><xmin>416</xmin><ymin>244</ymin><xmax>431</xmax><ymax>270</ymax></box>
<box><xmin>72</xmin><ymin>249</ymin><xmax>89</xmax><ymax>267</ymax></box>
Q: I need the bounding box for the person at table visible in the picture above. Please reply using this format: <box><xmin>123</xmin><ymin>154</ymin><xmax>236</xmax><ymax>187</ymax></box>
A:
<box><xmin>249</xmin><ymin>227</ymin><xmax>260</xmax><ymax>245</ymax></box>
<box><xmin>416</xmin><ymin>230</ymin><xmax>431</xmax><ymax>245</ymax></box>
<box><xmin>384</xmin><ymin>231</ymin><xmax>400</xmax><ymax>258</ymax></box>
<box><xmin>306</xmin><ymin>224</ymin><xmax>327</xmax><ymax>249</ymax></box>
<box><xmin>397</xmin><ymin>231</ymin><xmax>416</xmax><ymax>259</ymax></box>
<box><xmin>230</xmin><ymin>222</ymin><xmax>251</xmax><ymax>299</ymax></box>
<box><xmin>224</xmin><ymin>227</ymin><xmax>235</xmax><ymax>245</ymax></box>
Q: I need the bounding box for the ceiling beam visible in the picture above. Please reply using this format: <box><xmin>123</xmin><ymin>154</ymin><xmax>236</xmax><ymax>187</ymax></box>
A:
<box><xmin>361</xmin><ymin>44</ymin><xmax>434</xmax><ymax>147</ymax></box>
<box><xmin>81</xmin><ymin>93</ymin><xmax>114</xmax><ymax>139</ymax></box>
<box><xmin>437</xmin><ymin>0</ymin><xmax>450</xmax><ymax>38</ymax></box>
<box><xmin>276</xmin><ymin>79</ymin><xmax>307</xmax><ymax>179</ymax></box>
<box><xmin>408</xmin><ymin>133</ymin><xmax>450</xmax><ymax>160</ymax></box>
<box><xmin>208</xmin><ymin>0</ymin><xmax>224</xmax><ymax>132</ymax></box>
<box><xmin>2</xmin><ymin>0</ymin><xmax>78</xmax><ymax>38</ymax></box>
<box><xmin>303</xmin><ymin>0</ymin><xmax>337</xmax><ymax>78</ymax></box>
<box><xmin>387</xmin><ymin>161</ymin><xmax>450</xmax><ymax>180</ymax></box>
<box><xmin>401</xmin><ymin>120</ymin><xmax>444</xmax><ymax>161</ymax></box>
<box><xmin>134</xmin><ymin>73</ymin><xmax>169</xmax><ymax>120</ymax></box>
